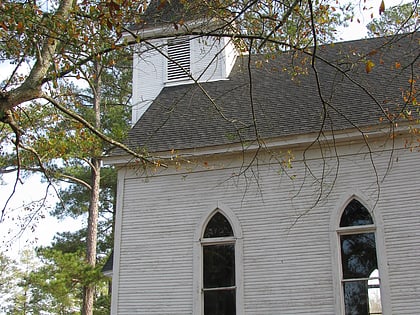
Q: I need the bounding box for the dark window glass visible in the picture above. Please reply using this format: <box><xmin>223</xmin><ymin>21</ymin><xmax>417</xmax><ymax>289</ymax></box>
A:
<box><xmin>340</xmin><ymin>200</ymin><xmax>373</xmax><ymax>227</ymax></box>
<box><xmin>339</xmin><ymin>200</ymin><xmax>382</xmax><ymax>315</ymax></box>
<box><xmin>202</xmin><ymin>212</ymin><xmax>236</xmax><ymax>315</ymax></box>
<box><xmin>341</xmin><ymin>233</ymin><xmax>377</xmax><ymax>279</ymax></box>
<box><xmin>204</xmin><ymin>212</ymin><xmax>234</xmax><ymax>238</ymax></box>
<box><xmin>203</xmin><ymin>244</ymin><xmax>235</xmax><ymax>288</ymax></box>
<box><xmin>204</xmin><ymin>289</ymin><xmax>236</xmax><ymax>315</ymax></box>
<box><xmin>343</xmin><ymin>281</ymin><xmax>369</xmax><ymax>315</ymax></box>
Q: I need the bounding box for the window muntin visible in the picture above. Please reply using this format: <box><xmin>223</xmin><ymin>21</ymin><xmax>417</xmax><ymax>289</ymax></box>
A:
<box><xmin>338</xmin><ymin>200</ymin><xmax>382</xmax><ymax>315</ymax></box>
<box><xmin>202</xmin><ymin>212</ymin><xmax>236</xmax><ymax>315</ymax></box>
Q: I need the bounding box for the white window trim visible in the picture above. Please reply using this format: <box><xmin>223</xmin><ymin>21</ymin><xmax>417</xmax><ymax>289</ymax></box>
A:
<box><xmin>110</xmin><ymin>169</ymin><xmax>126</xmax><ymax>315</ymax></box>
<box><xmin>330</xmin><ymin>192</ymin><xmax>391</xmax><ymax>315</ymax></box>
<box><xmin>193</xmin><ymin>202</ymin><xmax>244</xmax><ymax>315</ymax></box>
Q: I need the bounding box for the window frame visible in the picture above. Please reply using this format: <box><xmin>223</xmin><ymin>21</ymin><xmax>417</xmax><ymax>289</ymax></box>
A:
<box><xmin>331</xmin><ymin>194</ymin><xmax>390</xmax><ymax>315</ymax></box>
<box><xmin>338</xmin><ymin>224</ymin><xmax>378</xmax><ymax>314</ymax></box>
<box><xmin>193</xmin><ymin>205</ymin><xmax>243</xmax><ymax>315</ymax></box>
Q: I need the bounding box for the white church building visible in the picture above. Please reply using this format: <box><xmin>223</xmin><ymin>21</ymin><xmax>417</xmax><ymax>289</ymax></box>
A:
<box><xmin>106</xmin><ymin>1</ymin><xmax>420</xmax><ymax>314</ymax></box>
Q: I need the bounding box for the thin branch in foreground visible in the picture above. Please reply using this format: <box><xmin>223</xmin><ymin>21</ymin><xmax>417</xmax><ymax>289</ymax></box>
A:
<box><xmin>42</xmin><ymin>93</ymin><xmax>165</xmax><ymax>167</ymax></box>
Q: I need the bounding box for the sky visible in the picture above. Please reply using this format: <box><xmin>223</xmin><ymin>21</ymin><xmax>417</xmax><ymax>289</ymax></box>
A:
<box><xmin>1</xmin><ymin>173</ymin><xmax>83</xmax><ymax>260</ymax></box>
<box><xmin>0</xmin><ymin>0</ymin><xmax>414</xmax><ymax>260</ymax></box>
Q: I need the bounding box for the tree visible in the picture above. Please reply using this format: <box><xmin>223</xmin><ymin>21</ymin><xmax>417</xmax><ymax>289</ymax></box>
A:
<box><xmin>1</xmin><ymin>51</ymin><xmax>130</xmax><ymax>313</ymax></box>
<box><xmin>367</xmin><ymin>2</ymin><xmax>419</xmax><ymax>37</ymax></box>
<box><xmin>1</xmin><ymin>1</ymin><xmax>132</xmax><ymax>311</ymax></box>
<box><xmin>0</xmin><ymin>253</ymin><xmax>20</xmax><ymax>313</ymax></box>
<box><xmin>2</xmin><ymin>249</ymin><xmax>40</xmax><ymax>315</ymax></box>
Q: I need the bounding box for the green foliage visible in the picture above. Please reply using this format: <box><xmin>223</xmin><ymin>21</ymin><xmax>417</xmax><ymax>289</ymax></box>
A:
<box><xmin>0</xmin><ymin>253</ymin><xmax>20</xmax><ymax>313</ymax></box>
<box><xmin>0</xmin><ymin>26</ymin><xmax>129</xmax><ymax>314</ymax></box>
<box><xmin>1</xmin><ymin>248</ymin><xmax>110</xmax><ymax>314</ymax></box>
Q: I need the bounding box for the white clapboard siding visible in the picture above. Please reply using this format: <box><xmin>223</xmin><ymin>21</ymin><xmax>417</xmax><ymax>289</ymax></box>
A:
<box><xmin>114</xmin><ymin>139</ymin><xmax>420</xmax><ymax>314</ymax></box>
<box><xmin>132</xmin><ymin>40</ymin><xmax>165</xmax><ymax>124</ymax></box>
<box><xmin>372</xmin><ymin>150</ymin><xmax>420</xmax><ymax>314</ymax></box>
<box><xmin>193</xmin><ymin>36</ymin><xmax>237</xmax><ymax>81</ymax></box>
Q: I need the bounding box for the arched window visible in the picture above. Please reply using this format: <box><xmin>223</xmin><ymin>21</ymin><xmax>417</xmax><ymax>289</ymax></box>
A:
<box><xmin>202</xmin><ymin>211</ymin><xmax>236</xmax><ymax>315</ymax></box>
<box><xmin>338</xmin><ymin>199</ymin><xmax>382</xmax><ymax>315</ymax></box>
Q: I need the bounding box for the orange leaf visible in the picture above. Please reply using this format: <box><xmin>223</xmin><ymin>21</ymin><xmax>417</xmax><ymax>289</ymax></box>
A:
<box><xmin>365</xmin><ymin>60</ymin><xmax>375</xmax><ymax>73</ymax></box>
<box><xmin>379</xmin><ymin>0</ymin><xmax>385</xmax><ymax>15</ymax></box>
<box><xmin>395</xmin><ymin>62</ymin><xmax>401</xmax><ymax>69</ymax></box>
<box><xmin>0</xmin><ymin>21</ymin><xmax>7</xmax><ymax>31</ymax></box>
<box><xmin>367</xmin><ymin>49</ymin><xmax>377</xmax><ymax>56</ymax></box>
<box><xmin>17</xmin><ymin>21</ymin><xmax>24</xmax><ymax>33</ymax></box>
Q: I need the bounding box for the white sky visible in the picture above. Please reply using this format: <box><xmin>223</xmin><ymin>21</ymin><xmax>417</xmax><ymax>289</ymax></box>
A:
<box><xmin>0</xmin><ymin>0</ymin><xmax>414</xmax><ymax>260</ymax></box>
<box><xmin>1</xmin><ymin>173</ymin><xmax>83</xmax><ymax>260</ymax></box>
<box><xmin>338</xmin><ymin>0</ymin><xmax>412</xmax><ymax>40</ymax></box>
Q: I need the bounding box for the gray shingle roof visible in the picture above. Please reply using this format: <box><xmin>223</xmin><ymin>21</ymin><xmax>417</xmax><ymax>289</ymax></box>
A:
<box><xmin>126</xmin><ymin>33</ymin><xmax>419</xmax><ymax>153</ymax></box>
<box><xmin>102</xmin><ymin>250</ymin><xmax>113</xmax><ymax>275</ymax></box>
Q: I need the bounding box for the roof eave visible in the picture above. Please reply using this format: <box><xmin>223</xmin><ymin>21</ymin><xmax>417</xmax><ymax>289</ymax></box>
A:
<box><xmin>104</xmin><ymin>122</ymin><xmax>408</xmax><ymax>166</ymax></box>
<box><xmin>122</xmin><ymin>18</ymin><xmax>223</xmax><ymax>43</ymax></box>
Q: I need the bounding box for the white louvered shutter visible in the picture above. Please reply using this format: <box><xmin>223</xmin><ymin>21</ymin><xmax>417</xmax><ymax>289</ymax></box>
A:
<box><xmin>167</xmin><ymin>37</ymin><xmax>190</xmax><ymax>81</ymax></box>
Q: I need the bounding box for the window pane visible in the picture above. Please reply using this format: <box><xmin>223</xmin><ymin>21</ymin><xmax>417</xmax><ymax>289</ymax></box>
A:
<box><xmin>204</xmin><ymin>289</ymin><xmax>236</xmax><ymax>315</ymax></box>
<box><xmin>343</xmin><ymin>280</ymin><xmax>369</xmax><ymax>315</ymax></box>
<box><xmin>203</xmin><ymin>244</ymin><xmax>235</xmax><ymax>288</ymax></box>
<box><xmin>368</xmin><ymin>269</ymin><xmax>382</xmax><ymax>315</ymax></box>
<box><xmin>340</xmin><ymin>200</ymin><xmax>373</xmax><ymax>227</ymax></box>
<box><xmin>341</xmin><ymin>233</ymin><xmax>377</xmax><ymax>279</ymax></box>
<box><xmin>204</xmin><ymin>212</ymin><xmax>234</xmax><ymax>238</ymax></box>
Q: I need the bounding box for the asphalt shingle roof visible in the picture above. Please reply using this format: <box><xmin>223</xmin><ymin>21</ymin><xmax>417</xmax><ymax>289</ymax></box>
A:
<box><xmin>126</xmin><ymin>33</ymin><xmax>419</xmax><ymax>153</ymax></box>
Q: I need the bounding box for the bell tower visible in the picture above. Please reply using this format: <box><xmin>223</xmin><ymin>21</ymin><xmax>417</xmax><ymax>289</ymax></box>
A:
<box><xmin>127</xmin><ymin>0</ymin><xmax>238</xmax><ymax>124</ymax></box>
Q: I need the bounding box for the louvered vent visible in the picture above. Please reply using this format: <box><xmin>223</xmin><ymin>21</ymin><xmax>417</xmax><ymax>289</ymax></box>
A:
<box><xmin>167</xmin><ymin>37</ymin><xmax>191</xmax><ymax>81</ymax></box>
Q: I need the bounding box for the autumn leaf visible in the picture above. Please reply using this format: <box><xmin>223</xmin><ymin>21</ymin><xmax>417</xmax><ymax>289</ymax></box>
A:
<box><xmin>367</xmin><ymin>49</ymin><xmax>377</xmax><ymax>56</ymax></box>
<box><xmin>0</xmin><ymin>21</ymin><xmax>8</xmax><ymax>31</ymax></box>
<box><xmin>17</xmin><ymin>21</ymin><xmax>24</xmax><ymax>34</ymax></box>
<box><xmin>157</xmin><ymin>0</ymin><xmax>167</xmax><ymax>10</ymax></box>
<box><xmin>365</xmin><ymin>60</ymin><xmax>375</xmax><ymax>73</ymax></box>
<box><xmin>379</xmin><ymin>0</ymin><xmax>385</xmax><ymax>15</ymax></box>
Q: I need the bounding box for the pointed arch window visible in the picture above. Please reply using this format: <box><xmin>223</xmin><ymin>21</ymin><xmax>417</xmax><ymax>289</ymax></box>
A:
<box><xmin>338</xmin><ymin>199</ymin><xmax>383</xmax><ymax>315</ymax></box>
<box><xmin>201</xmin><ymin>211</ymin><xmax>236</xmax><ymax>315</ymax></box>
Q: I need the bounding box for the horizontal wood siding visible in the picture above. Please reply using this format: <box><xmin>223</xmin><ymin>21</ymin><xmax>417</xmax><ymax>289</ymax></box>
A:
<box><xmin>373</xmin><ymin>151</ymin><xmax>420</xmax><ymax>314</ymax></box>
<box><xmin>132</xmin><ymin>42</ymin><xmax>165</xmax><ymax>123</ymax></box>
<box><xmin>115</xmin><ymin>142</ymin><xmax>420</xmax><ymax>314</ymax></box>
<box><xmin>191</xmin><ymin>37</ymin><xmax>223</xmax><ymax>82</ymax></box>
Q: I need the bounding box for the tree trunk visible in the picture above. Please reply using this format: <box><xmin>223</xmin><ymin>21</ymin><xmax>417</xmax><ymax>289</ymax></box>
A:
<box><xmin>82</xmin><ymin>158</ymin><xmax>101</xmax><ymax>315</ymax></box>
<box><xmin>82</xmin><ymin>62</ymin><xmax>102</xmax><ymax>315</ymax></box>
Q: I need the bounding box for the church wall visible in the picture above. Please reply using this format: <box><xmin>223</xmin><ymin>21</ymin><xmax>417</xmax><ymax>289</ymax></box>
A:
<box><xmin>111</xmin><ymin>136</ymin><xmax>420</xmax><ymax>314</ymax></box>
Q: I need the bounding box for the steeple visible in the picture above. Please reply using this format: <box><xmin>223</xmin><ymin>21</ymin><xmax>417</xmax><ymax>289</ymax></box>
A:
<box><xmin>129</xmin><ymin>0</ymin><xmax>238</xmax><ymax>124</ymax></box>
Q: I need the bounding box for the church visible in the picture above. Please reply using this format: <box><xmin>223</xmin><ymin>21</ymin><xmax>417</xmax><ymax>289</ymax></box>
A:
<box><xmin>105</xmin><ymin>1</ymin><xmax>420</xmax><ymax>314</ymax></box>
